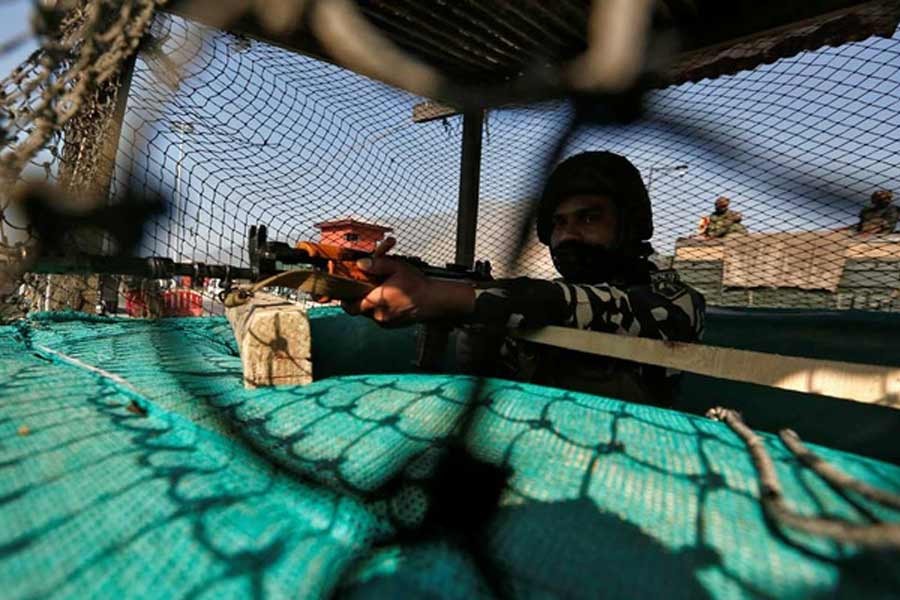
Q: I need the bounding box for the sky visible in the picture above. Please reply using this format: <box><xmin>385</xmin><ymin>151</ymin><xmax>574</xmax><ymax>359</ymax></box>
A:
<box><xmin>0</xmin><ymin>2</ymin><xmax>34</xmax><ymax>70</ymax></box>
<box><xmin>2</xmin><ymin>3</ymin><xmax>899</xmax><ymax>269</ymax></box>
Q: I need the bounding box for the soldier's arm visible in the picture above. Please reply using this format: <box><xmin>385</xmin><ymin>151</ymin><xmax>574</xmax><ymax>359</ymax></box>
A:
<box><xmin>856</xmin><ymin>207</ymin><xmax>870</xmax><ymax>231</ymax></box>
<box><xmin>886</xmin><ymin>207</ymin><xmax>899</xmax><ymax>232</ymax></box>
<box><xmin>470</xmin><ymin>278</ymin><xmax>703</xmax><ymax>342</ymax></box>
<box><xmin>344</xmin><ymin>256</ymin><xmax>704</xmax><ymax>341</ymax></box>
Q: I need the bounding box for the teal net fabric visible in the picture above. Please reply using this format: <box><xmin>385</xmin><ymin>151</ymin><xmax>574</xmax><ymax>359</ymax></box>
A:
<box><xmin>2</xmin><ymin>312</ymin><xmax>899</xmax><ymax>599</ymax></box>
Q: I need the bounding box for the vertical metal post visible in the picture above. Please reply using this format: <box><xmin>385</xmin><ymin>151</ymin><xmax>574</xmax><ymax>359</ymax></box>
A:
<box><xmin>101</xmin><ymin>55</ymin><xmax>137</xmax><ymax>315</ymax></box>
<box><xmin>454</xmin><ymin>110</ymin><xmax>484</xmax><ymax>268</ymax></box>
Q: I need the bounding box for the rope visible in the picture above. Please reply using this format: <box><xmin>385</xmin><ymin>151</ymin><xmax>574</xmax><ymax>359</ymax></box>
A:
<box><xmin>779</xmin><ymin>428</ymin><xmax>900</xmax><ymax>511</ymax></box>
<box><xmin>707</xmin><ymin>407</ymin><xmax>900</xmax><ymax>549</ymax></box>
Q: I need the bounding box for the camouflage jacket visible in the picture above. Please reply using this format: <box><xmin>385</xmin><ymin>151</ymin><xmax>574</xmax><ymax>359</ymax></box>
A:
<box><xmin>858</xmin><ymin>204</ymin><xmax>899</xmax><ymax>234</ymax></box>
<box><xmin>706</xmin><ymin>210</ymin><xmax>747</xmax><ymax>238</ymax></box>
<box><xmin>457</xmin><ymin>270</ymin><xmax>706</xmax><ymax>407</ymax></box>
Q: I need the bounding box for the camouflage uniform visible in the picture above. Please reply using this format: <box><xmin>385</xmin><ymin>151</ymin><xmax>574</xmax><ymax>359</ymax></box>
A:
<box><xmin>456</xmin><ymin>151</ymin><xmax>706</xmax><ymax>408</ymax></box>
<box><xmin>706</xmin><ymin>210</ymin><xmax>747</xmax><ymax>238</ymax></box>
<box><xmin>857</xmin><ymin>204</ymin><xmax>898</xmax><ymax>234</ymax></box>
<box><xmin>458</xmin><ymin>270</ymin><xmax>705</xmax><ymax>407</ymax></box>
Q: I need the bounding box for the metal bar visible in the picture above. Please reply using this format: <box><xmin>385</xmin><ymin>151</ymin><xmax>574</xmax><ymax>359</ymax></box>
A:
<box><xmin>455</xmin><ymin>110</ymin><xmax>484</xmax><ymax>268</ymax></box>
<box><xmin>31</xmin><ymin>256</ymin><xmax>255</xmax><ymax>281</ymax></box>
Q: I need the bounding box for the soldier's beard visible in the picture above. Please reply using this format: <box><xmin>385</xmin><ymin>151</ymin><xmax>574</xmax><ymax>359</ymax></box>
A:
<box><xmin>551</xmin><ymin>241</ymin><xmax>622</xmax><ymax>284</ymax></box>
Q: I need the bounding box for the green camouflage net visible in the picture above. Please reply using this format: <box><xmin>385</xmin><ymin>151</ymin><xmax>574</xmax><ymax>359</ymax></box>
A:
<box><xmin>2</xmin><ymin>312</ymin><xmax>899</xmax><ymax>598</ymax></box>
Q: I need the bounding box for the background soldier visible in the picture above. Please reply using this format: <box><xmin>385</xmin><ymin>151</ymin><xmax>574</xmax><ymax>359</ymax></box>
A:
<box><xmin>857</xmin><ymin>189</ymin><xmax>898</xmax><ymax>234</ymax></box>
<box><xmin>705</xmin><ymin>196</ymin><xmax>747</xmax><ymax>238</ymax></box>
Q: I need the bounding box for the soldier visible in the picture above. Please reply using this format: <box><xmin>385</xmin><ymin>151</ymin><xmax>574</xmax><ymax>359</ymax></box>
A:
<box><xmin>340</xmin><ymin>152</ymin><xmax>705</xmax><ymax>407</ymax></box>
<box><xmin>857</xmin><ymin>190</ymin><xmax>898</xmax><ymax>235</ymax></box>
<box><xmin>704</xmin><ymin>196</ymin><xmax>747</xmax><ymax>238</ymax></box>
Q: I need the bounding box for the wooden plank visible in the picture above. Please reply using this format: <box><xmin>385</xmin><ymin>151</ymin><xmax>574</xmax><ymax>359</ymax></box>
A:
<box><xmin>513</xmin><ymin>326</ymin><xmax>900</xmax><ymax>408</ymax></box>
<box><xmin>225</xmin><ymin>292</ymin><xmax>312</xmax><ymax>389</ymax></box>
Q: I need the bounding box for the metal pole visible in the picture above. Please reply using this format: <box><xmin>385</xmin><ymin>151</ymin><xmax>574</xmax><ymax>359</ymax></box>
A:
<box><xmin>97</xmin><ymin>55</ymin><xmax>136</xmax><ymax>315</ymax></box>
<box><xmin>176</xmin><ymin>134</ymin><xmax>184</xmax><ymax>261</ymax></box>
<box><xmin>454</xmin><ymin>110</ymin><xmax>484</xmax><ymax>268</ymax></box>
<box><xmin>44</xmin><ymin>274</ymin><xmax>51</xmax><ymax>312</ymax></box>
<box><xmin>169</xmin><ymin>121</ymin><xmax>194</xmax><ymax>263</ymax></box>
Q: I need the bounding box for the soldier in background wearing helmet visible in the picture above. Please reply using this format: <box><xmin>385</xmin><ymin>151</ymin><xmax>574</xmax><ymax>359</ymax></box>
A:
<box><xmin>341</xmin><ymin>152</ymin><xmax>706</xmax><ymax>407</ymax></box>
<box><xmin>857</xmin><ymin>189</ymin><xmax>898</xmax><ymax>235</ymax></box>
<box><xmin>704</xmin><ymin>196</ymin><xmax>747</xmax><ymax>238</ymax></box>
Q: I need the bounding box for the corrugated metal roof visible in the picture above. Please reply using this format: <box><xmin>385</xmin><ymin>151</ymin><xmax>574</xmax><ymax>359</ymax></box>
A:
<box><xmin>666</xmin><ymin>0</ymin><xmax>900</xmax><ymax>86</ymax></box>
<box><xmin>357</xmin><ymin>0</ymin><xmax>900</xmax><ymax>86</ymax></box>
<box><xmin>171</xmin><ymin>0</ymin><xmax>900</xmax><ymax>92</ymax></box>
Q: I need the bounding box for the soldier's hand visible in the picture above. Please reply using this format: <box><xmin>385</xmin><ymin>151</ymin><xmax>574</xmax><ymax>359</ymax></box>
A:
<box><xmin>341</xmin><ymin>240</ymin><xmax>475</xmax><ymax>325</ymax></box>
<box><xmin>341</xmin><ymin>256</ymin><xmax>431</xmax><ymax>325</ymax></box>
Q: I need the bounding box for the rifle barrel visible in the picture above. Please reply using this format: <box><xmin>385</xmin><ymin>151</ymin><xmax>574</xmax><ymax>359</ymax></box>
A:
<box><xmin>31</xmin><ymin>256</ymin><xmax>255</xmax><ymax>281</ymax></box>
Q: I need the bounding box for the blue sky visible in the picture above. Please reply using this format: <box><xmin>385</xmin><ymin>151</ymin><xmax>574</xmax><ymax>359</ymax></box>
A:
<box><xmin>0</xmin><ymin>2</ymin><xmax>34</xmax><ymax>70</ymax></box>
<box><xmin>3</xmin><ymin>4</ymin><xmax>899</xmax><ymax>266</ymax></box>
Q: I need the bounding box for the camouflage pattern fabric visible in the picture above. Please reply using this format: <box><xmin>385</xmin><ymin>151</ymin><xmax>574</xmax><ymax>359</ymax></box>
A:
<box><xmin>858</xmin><ymin>204</ymin><xmax>899</xmax><ymax>234</ymax></box>
<box><xmin>459</xmin><ymin>270</ymin><xmax>706</xmax><ymax>406</ymax></box>
<box><xmin>706</xmin><ymin>210</ymin><xmax>747</xmax><ymax>238</ymax></box>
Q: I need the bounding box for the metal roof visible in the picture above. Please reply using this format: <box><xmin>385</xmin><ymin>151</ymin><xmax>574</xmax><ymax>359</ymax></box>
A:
<box><xmin>170</xmin><ymin>0</ymin><xmax>900</xmax><ymax>93</ymax></box>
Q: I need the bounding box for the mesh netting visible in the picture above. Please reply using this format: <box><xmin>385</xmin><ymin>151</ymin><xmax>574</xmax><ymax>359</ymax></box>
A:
<box><xmin>120</xmin><ymin>14</ymin><xmax>464</xmax><ymax>271</ymax></box>
<box><xmin>3</xmin><ymin>311</ymin><xmax>899</xmax><ymax>598</ymax></box>
<box><xmin>3</xmin><ymin>6</ymin><xmax>900</xmax><ymax>599</ymax></box>
<box><xmin>2</xmin><ymin>9</ymin><xmax>899</xmax><ymax>317</ymax></box>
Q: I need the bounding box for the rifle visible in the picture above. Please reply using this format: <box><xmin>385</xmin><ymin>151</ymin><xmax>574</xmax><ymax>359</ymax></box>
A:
<box><xmin>27</xmin><ymin>224</ymin><xmax>489</xmax><ymax>368</ymax></box>
<box><xmin>27</xmin><ymin>224</ymin><xmax>493</xmax><ymax>305</ymax></box>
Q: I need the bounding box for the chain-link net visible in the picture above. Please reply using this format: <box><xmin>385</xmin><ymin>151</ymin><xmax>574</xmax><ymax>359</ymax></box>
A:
<box><xmin>3</xmin><ymin>5</ymin><xmax>900</xmax><ymax>598</ymax></box>
<box><xmin>3</xmin><ymin>311</ymin><xmax>899</xmax><ymax>598</ymax></box>
<box><xmin>0</xmin><ymin>0</ymin><xmax>163</xmax><ymax>317</ymax></box>
<box><xmin>3</xmin><ymin>7</ymin><xmax>900</xmax><ymax>317</ymax></box>
<box><xmin>119</xmin><ymin>14</ymin><xmax>465</xmax><ymax>273</ymax></box>
<box><xmin>477</xmin><ymin>26</ymin><xmax>900</xmax><ymax>311</ymax></box>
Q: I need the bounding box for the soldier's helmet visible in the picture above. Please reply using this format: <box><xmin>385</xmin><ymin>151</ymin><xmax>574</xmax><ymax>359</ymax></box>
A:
<box><xmin>714</xmin><ymin>196</ymin><xmax>730</xmax><ymax>211</ymax></box>
<box><xmin>536</xmin><ymin>151</ymin><xmax>653</xmax><ymax>253</ymax></box>
<box><xmin>872</xmin><ymin>189</ymin><xmax>894</xmax><ymax>206</ymax></box>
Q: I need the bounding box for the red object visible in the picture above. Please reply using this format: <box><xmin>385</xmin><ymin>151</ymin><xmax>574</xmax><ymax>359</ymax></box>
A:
<box><xmin>295</xmin><ymin>241</ymin><xmax>381</xmax><ymax>286</ymax></box>
<box><xmin>124</xmin><ymin>290</ymin><xmax>148</xmax><ymax>317</ymax></box>
<box><xmin>125</xmin><ymin>289</ymin><xmax>203</xmax><ymax>317</ymax></box>
<box><xmin>314</xmin><ymin>217</ymin><xmax>393</xmax><ymax>252</ymax></box>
